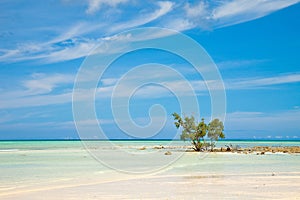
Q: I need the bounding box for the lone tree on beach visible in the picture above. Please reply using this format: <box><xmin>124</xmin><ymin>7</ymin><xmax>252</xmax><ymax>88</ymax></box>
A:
<box><xmin>207</xmin><ymin>118</ymin><xmax>225</xmax><ymax>151</ymax></box>
<box><xmin>172</xmin><ymin>112</ymin><xmax>225</xmax><ymax>151</ymax></box>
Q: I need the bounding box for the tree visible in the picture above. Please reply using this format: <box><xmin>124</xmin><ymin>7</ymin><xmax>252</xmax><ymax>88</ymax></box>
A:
<box><xmin>172</xmin><ymin>112</ymin><xmax>207</xmax><ymax>151</ymax></box>
<box><xmin>173</xmin><ymin>113</ymin><xmax>225</xmax><ymax>152</ymax></box>
<box><xmin>207</xmin><ymin>119</ymin><xmax>225</xmax><ymax>151</ymax></box>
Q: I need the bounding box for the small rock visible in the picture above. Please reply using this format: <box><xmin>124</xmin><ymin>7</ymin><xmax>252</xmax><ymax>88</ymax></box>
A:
<box><xmin>164</xmin><ymin>151</ymin><xmax>172</xmax><ymax>155</ymax></box>
<box><xmin>261</xmin><ymin>151</ymin><xmax>265</xmax><ymax>155</ymax></box>
<box><xmin>138</xmin><ymin>147</ymin><xmax>146</xmax><ymax>150</ymax></box>
<box><xmin>272</xmin><ymin>172</ymin><xmax>276</xmax><ymax>176</ymax></box>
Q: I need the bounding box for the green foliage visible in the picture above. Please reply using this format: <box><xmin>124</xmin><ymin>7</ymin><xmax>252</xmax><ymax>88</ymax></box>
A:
<box><xmin>207</xmin><ymin>119</ymin><xmax>225</xmax><ymax>151</ymax></box>
<box><xmin>172</xmin><ymin>112</ymin><xmax>225</xmax><ymax>152</ymax></box>
<box><xmin>172</xmin><ymin>112</ymin><xmax>206</xmax><ymax>151</ymax></box>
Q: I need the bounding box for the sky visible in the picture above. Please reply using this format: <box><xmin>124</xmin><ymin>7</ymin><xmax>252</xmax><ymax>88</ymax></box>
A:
<box><xmin>0</xmin><ymin>0</ymin><xmax>300</xmax><ymax>140</ymax></box>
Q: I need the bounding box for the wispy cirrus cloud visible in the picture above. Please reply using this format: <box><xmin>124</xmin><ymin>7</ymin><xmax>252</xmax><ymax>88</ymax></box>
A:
<box><xmin>0</xmin><ymin>73</ymin><xmax>75</xmax><ymax>109</ymax></box>
<box><xmin>164</xmin><ymin>0</ymin><xmax>300</xmax><ymax>31</ymax></box>
<box><xmin>226</xmin><ymin>73</ymin><xmax>300</xmax><ymax>89</ymax></box>
<box><xmin>0</xmin><ymin>36</ymin><xmax>103</xmax><ymax>63</ymax></box>
<box><xmin>1</xmin><ymin>0</ymin><xmax>298</xmax><ymax>64</ymax></box>
<box><xmin>225</xmin><ymin>108</ymin><xmax>300</xmax><ymax>138</ymax></box>
<box><xmin>184</xmin><ymin>1</ymin><xmax>208</xmax><ymax>18</ymax></box>
<box><xmin>96</xmin><ymin>72</ymin><xmax>300</xmax><ymax>99</ymax></box>
<box><xmin>23</xmin><ymin>73</ymin><xmax>74</xmax><ymax>94</ymax></box>
<box><xmin>109</xmin><ymin>1</ymin><xmax>174</xmax><ymax>33</ymax></box>
<box><xmin>210</xmin><ymin>0</ymin><xmax>300</xmax><ymax>28</ymax></box>
<box><xmin>86</xmin><ymin>0</ymin><xmax>129</xmax><ymax>14</ymax></box>
<box><xmin>0</xmin><ymin>2</ymin><xmax>175</xmax><ymax>63</ymax></box>
<box><xmin>0</xmin><ymin>92</ymin><xmax>73</xmax><ymax>109</ymax></box>
<box><xmin>217</xmin><ymin>59</ymin><xmax>268</xmax><ymax>69</ymax></box>
<box><xmin>1</xmin><ymin>71</ymin><xmax>299</xmax><ymax>109</ymax></box>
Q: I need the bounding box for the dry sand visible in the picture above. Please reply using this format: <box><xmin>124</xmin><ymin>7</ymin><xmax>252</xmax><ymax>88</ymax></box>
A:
<box><xmin>1</xmin><ymin>172</ymin><xmax>300</xmax><ymax>200</ymax></box>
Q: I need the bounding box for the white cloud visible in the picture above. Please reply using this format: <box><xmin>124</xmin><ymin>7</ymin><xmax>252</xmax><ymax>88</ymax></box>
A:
<box><xmin>226</xmin><ymin>109</ymin><xmax>300</xmax><ymax>134</ymax></box>
<box><xmin>184</xmin><ymin>1</ymin><xmax>208</xmax><ymax>18</ymax></box>
<box><xmin>96</xmin><ymin>72</ymin><xmax>300</xmax><ymax>99</ymax></box>
<box><xmin>178</xmin><ymin>0</ymin><xmax>300</xmax><ymax>30</ymax></box>
<box><xmin>92</xmin><ymin>71</ymin><xmax>300</xmax><ymax>100</ymax></box>
<box><xmin>86</xmin><ymin>0</ymin><xmax>129</xmax><ymax>14</ymax></box>
<box><xmin>44</xmin><ymin>38</ymin><xmax>100</xmax><ymax>63</ymax></box>
<box><xmin>217</xmin><ymin>59</ymin><xmax>268</xmax><ymax>69</ymax></box>
<box><xmin>0</xmin><ymin>70</ymin><xmax>299</xmax><ymax>110</ymax></box>
<box><xmin>0</xmin><ymin>92</ymin><xmax>72</xmax><ymax>109</ymax></box>
<box><xmin>48</xmin><ymin>22</ymin><xmax>103</xmax><ymax>44</ymax></box>
<box><xmin>23</xmin><ymin>73</ymin><xmax>74</xmax><ymax>94</ymax></box>
<box><xmin>1</xmin><ymin>1</ymin><xmax>299</xmax><ymax>64</ymax></box>
<box><xmin>75</xmin><ymin>119</ymin><xmax>114</xmax><ymax>126</ymax></box>
<box><xmin>0</xmin><ymin>37</ymin><xmax>103</xmax><ymax>63</ymax></box>
<box><xmin>0</xmin><ymin>1</ymin><xmax>175</xmax><ymax>64</ymax></box>
<box><xmin>163</xmin><ymin>18</ymin><xmax>196</xmax><ymax>32</ymax></box>
<box><xmin>95</xmin><ymin>79</ymin><xmax>219</xmax><ymax>99</ymax></box>
<box><xmin>226</xmin><ymin>73</ymin><xmax>300</xmax><ymax>89</ymax></box>
<box><xmin>101</xmin><ymin>78</ymin><xmax>118</xmax><ymax>86</ymax></box>
<box><xmin>109</xmin><ymin>1</ymin><xmax>174</xmax><ymax>33</ymax></box>
<box><xmin>0</xmin><ymin>73</ymin><xmax>75</xmax><ymax>109</ymax></box>
<box><xmin>211</xmin><ymin>0</ymin><xmax>300</xmax><ymax>28</ymax></box>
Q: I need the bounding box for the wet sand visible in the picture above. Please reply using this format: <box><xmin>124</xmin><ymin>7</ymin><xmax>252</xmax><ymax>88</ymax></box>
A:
<box><xmin>1</xmin><ymin>151</ymin><xmax>299</xmax><ymax>200</ymax></box>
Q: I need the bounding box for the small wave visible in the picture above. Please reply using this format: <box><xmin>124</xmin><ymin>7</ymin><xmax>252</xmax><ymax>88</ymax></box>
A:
<box><xmin>0</xmin><ymin>149</ymin><xmax>19</xmax><ymax>152</ymax></box>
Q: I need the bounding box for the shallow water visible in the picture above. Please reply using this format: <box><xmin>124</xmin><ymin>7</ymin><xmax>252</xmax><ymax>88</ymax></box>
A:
<box><xmin>0</xmin><ymin>140</ymin><xmax>299</xmax><ymax>196</ymax></box>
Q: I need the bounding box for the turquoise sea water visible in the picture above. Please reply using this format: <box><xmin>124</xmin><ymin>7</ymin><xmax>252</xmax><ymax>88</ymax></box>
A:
<box><xmin>0</xmin><ymin>140</ymin><xmax>299</xmax><ymax>196</ymax></box>
<box><xmin>1</xmin><ymin>139</ymin><xmax>299</xmax><ymax>151</ymax></box>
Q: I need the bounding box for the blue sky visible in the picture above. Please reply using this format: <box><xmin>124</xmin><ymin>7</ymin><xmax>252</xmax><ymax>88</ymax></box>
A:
<box><xmin>0</xmin><ymin>0</ymin><xmax>299</xmax><ymax>140</ymax></box>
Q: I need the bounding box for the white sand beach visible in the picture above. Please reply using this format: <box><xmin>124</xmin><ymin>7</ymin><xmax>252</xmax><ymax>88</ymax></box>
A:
<box><xmin>2</xmin><ymin>171</ymin><xmax>300</xmax><ymax>200</ymax></box>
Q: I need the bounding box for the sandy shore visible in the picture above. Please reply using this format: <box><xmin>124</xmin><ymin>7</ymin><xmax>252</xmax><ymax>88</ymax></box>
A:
<box><xmin>1</xmin><ymin>151</ymin><xmax>299</xmax><ymax>200</ymax></box>
<box><xmin>1</xmin><ymin>172</ymin><xmax>300</xmax><ymax>200</ymax></box>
